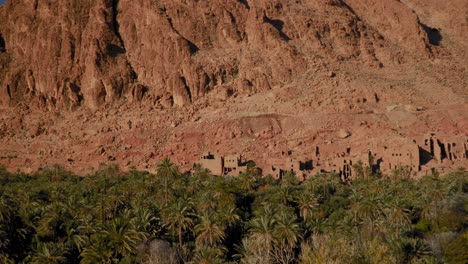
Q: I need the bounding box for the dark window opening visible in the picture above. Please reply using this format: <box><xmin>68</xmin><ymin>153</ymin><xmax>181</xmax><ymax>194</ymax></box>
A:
<box><xmin>448</xmin><ymin>144</ymin><xmax>453</xmax><ymax>160</ymax></box>
<box><xmin>0</xmin><ymin>33</ymin><xmax>5</xmax><ymax>52</ymax></box>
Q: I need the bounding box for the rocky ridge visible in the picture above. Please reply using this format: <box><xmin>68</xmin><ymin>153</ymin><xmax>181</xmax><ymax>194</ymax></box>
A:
<box><xmin>0</xmin><ymin>0</ymin><xmax>467</xmax><ymax>174</ymax></box>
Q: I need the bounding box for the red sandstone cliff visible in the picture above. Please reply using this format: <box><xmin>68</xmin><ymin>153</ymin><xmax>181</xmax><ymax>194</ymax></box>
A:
<box><xmin>1</xmin><ymin>0</ymin><xmax>457</xmax><ymax>110</ymax></box>
<box><xmin>0</xmin><ymin>0</ymin><xmax>466</xmax><ymax>174</ymax></box>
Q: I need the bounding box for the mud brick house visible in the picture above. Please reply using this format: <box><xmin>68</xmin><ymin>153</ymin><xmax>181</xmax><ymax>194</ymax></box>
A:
<box><xmin>198</xmin><ymin>152</ymin><xmax>247</xmax><ymax>176</ymax></box>
<box><xmin>371</xmin><ymin>138</ymin><xmax>420</xmax><ymax>175</ymax></box>
<box><xmin>198</xmin><ymin>134</ymin><xmax>467</xmax><ymax>180</ymax></box>
<box><xmin>199</xmin><ymin>152</ymin><xmax>223</xmax><ymax>176</ymax></box>
<box><xmin>417</xmin><ymin>133</ymin><xmax>444</xmax><ymax>164</ymax></box>
<box><xmin>223</xmin><ymin>154</ymin><xmax>247</xmax><ymax>176</ymax></box>
<box><xmin>311</xmin><ymin>143</ymin><xmax>370</xmax><ymax>181</ymax></box>
<box><xmin>264</xmin><ymin>150</ymin><xmax>313</xmax><ymax>180</ymax></box>
<box><xmin>443</xmin><ymin>136</ymin><xmax>468</xmax><ymax>162</ymax></box>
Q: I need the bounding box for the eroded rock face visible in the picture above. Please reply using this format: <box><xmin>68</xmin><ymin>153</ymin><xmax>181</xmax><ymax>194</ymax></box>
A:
<box><xmin>401</xmin><ymin>0</ymin><xmax>468</xmax><ymax>46</ymax></box>
<box><xmin>344</xmin><ymin>0</ymin><xmax>432</xmax><ymax>56</ymax></box>
<box><xmin>0</xmin><ymin>0</ymin><xmax>137</xmax><ymax>109</ymax></box>
<box><xmin>0</xmin><ymin>0</ymin><xmax>444</xmax><ymax>110</ymax></box>
<box><xmin>2</xmin><ymin>0</ymin><xmax>468</xmax><ymax>175</ymax></box>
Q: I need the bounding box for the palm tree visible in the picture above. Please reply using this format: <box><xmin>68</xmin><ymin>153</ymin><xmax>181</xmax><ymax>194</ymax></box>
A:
<box><xmin>236</xmin><ymin>237</ymin><xmax>271</xmax><ymax>264</ymax></box>
<box><xmin>273</xmin><ymin>210</ymin><xmax>302</xmax><ymax>247</ymax></box>
<box><xmin>192</xmin><ymin>163</ymin><xmax>210</xmax><ymax>179</ymax></box>
<box><xmin>129</xmin><ymin>207</ymin><xmax>161</xmax><ymax>239</ymax></box>
<box><xmin>449</xmin><ymin>167</ymin><xmax>466</xmax><ymax>194</ymax></box>
<box><xmin>238</xmin><ymin>172</ymin><xmax>258</xmax><ymax>192</ymax></box>
<box><xmin>281</xmin><ymin>171</ymin><xmax>299</xmax><ymax>187</ymax></box>
<box><xmin>0</xmin><ymin>195</ymin><xmax>17</xmax><ymax>252</ymax></box>
<box><xmin>275</xmin><ymin>186</ymin><xmax>296</xmax><ymax>205</ymax></box>
<box><xmin>30</xmin><ymin>242</ymin><xmax>67</xmax><ymax>264</ymax></box>
<box><xmin>107</xmin><ymin>193</ymin><xmax>126</xmax><ymax>219</ymax></box>
<box><xmin>196</xmin><ymin>191</ymin><xmax>218</xmax><ymax>213</ymax></box>
<box><xmin>216</xmin><ymin>205</ymin><xmax>240</xmax><ymax>229</ymax></box>
<box><xmin>400</xmin><ymin>238</ymin><xmax>433</xmax><ymax>263</ymax></box>
<box><xmin>299</xmin><ymin>234</ymin><xmax>347</xmax><ymax>264</ymax></box>
<box><xmin>63</xmin><ymin>221</ymin><xmax>87</xmax><ymax>253</ymax></box>
<box><xmin>75</xmin><ymin>214</ymin><xmax>97</xmax><ymax>238</ymax></box>
<box><xmin>194</xmin><ymin>213</ymin><xmax>225</xmax><ymax>247</ymax></box>
<box><xmin>248</xmin><ymin>207</ymin><xmax>277</xmax><ymax>263</ymax></box>
<box><xmin>349</xmin><ymin>192</ymin><xmax>384</xmax><ymax>224</ymax></box>
<box><xmin>36</xmin><ymin>202</ymin><xmax>69</xmax><ymax>239</ymax></box>
<box><xmin>385</xmin><ymin>201</ymin><xmax>411</xmax><ymax>239</ymax></box>
<box><xmin>80</xmin><ymin>240</ymin><xmax>112</xmax><ymax>264</ymax></box>
<box><xmin>162</xmin><ymin>199</ymin><xmax>195</xmax><ymax>248</ymax></box>
<box><xmin>192</xmin><ymin>246</ymin><xmax>226</xmax><ymax>264</ymax></box>
<box><xmin>99</xmin><ymin>217</ymin><xmax>146</xmax><ymax>258</ymax></box>
<box><xmin>157</xmin><ymin>158</ymin><xmax>179</xmax><ymax>205</ymax></box>
<box><xmin>190</xmin><ymin>165</ymin><xmax>217</xmax><ymax>191</ymax></box>
<box><xmin>352</xmin><ymin>161</ymin><xmax>372</xmax><ymax>180</ymax></box>
<box><xmin>359</xmin><ymin>215</ymin><xmax>387</xmax><ymax>241</ymax></box>
<box><xmin>296</xmin><ymin>192</ymin><xmax>319</xmax><ymax>222</ymax></box>
<box><xmin>215</xmin><ymin>190</ymin><xmax>236</xmax><ymax>208</ymax></box>
<box><xmin>0</xmin><ymin>195</ymin><xmax>15</xmax><ymax>223</ymax></box>
<box><xmin>271</xmin><ymin>209</ymin><xmax>302</xmax><ymax>264</ymax></box>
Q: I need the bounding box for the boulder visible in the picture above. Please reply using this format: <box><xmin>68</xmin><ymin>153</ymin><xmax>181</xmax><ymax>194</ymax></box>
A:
<box><xmin>337</xmin><ymin>129</ymin><xmax>351</xmax><ymax>139</ymax></box>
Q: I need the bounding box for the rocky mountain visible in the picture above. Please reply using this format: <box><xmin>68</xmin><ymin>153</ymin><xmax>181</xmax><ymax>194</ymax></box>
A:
<box><xmin>0</xmin><ymin>0</ymin><xmax>467</xmax><ymax>174</ymax></box>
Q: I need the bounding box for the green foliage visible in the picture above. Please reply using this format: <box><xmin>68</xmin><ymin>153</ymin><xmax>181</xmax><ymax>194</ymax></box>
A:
<box><xmin>352</xmin><ymin>160</ymin><xmax>372</xmax><ymax>180</ymax></box>
<box><xmin>441</xmin><ymin>232</ymin><xmax>468</xmax><ymax>263</ymax></box>
<box><xmin>0</xmin><ymin>162</ymin><xmax>466</xmax><ymax>263</ymax></box>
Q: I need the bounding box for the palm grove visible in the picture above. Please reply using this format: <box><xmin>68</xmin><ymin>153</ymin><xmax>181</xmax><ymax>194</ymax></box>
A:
<box><xmin>0</xmin><ymin>159</ymin><xmax>467</xmax><ymax>263</ymax></box>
